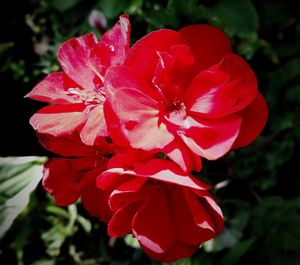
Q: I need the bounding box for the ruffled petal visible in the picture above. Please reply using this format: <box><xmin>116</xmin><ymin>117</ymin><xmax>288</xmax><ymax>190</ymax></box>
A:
<box><xmin>179</xmin><ymin>24</ymin><xmax>231</xmax><ymax>74</ymax></box>
<box><xmin>133</xmin><ymin>159</ymin><xmax>210</xmax><ymax>190</ymax></box>
<box><xmin>184</xmin><ymin>190</ymin><xmax>218</xmax><ymax>238</ymax></box>
<box><xmin>89</xmin><ymin>14</ymin><xmax>130</xmax><ymax>81</ymax></box>
<box><xmin>25</xmin><ymin>72</ymin><xmax>82</xmax><ymax>104</ymax></box>
<box><xmin>109</xmin><ymin>177</ymin><xmax>147</xmax><ymax>211</ymax></box>
<box><xmin>232</xmin><ymin>93</ymin><xmax>268</xmax><ymax>148</ymax></box>
<box><xmin>108</xmin><ymin>202</ymin><xmax>141</xmax><ymax>237</ymax></box>
<box><xmin>80</xmin><ymin>105</ymin><xmax>108</xmax><ymax>145</ymax></box>
<box><xmin>57</xmin><ymin>33</ymin><xmax>101</xmax><ymax>90</ymax></box>
<box><xmin>37</xmin><ymin>133</ymin><xmax>96</xmax><ymax>157</ymax></box>
<box><xmin>43</xmin><ymin>158</ymin><xmax>93</xmax><ymax>205</ymax></box>
<box><xmin>169</xmin><ymin>187</ymin><xmax>212</xmax><ymax>245</ymax></box>
<box><xmin>178</xmin><ymin>115</ymin><xmax>241</xmax><ymax>160</ymax></box>
<box><xmin>80</xmin><ymin>168</ymin><xmax>112</xmax><ymax>223</ymax></box>
<box><xmin>125</xmin><ymin>29</ymin><xmax>187</xmax><ymax>81</ymax></box>
<box><xmin>30</xmin><ymin>104</ymin><xmax>88</xmax><ymax>136</ymax></box>
<box><xmin>104</xmin><ymin>66</ymin><xmax>174</xmax><ymax>149</ymax></box>
<box><xmin>132</xmin><ymin>187</ymin><xmax>175</xmax><ymax>254</ymax></box>
<box><xmin>163</xmin><ymin>138</ymin><xmax>202</xmax><ymax>173</ymax></box>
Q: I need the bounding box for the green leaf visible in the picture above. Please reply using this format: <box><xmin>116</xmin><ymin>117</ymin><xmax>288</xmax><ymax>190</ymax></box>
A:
<box><xmin>0</xmin><ymin>157</ymin><xmax>46</xmax><ymax>239</ymax></box>
<box><xmin>210</xmin><ymin>0</ymin><xmax>259</xmax><ymax>36</ymax></box>
<box><xmin>219</xmin><ymin>238</ymin><xmax>256</xmax><ymax>265</ymax></box>
<box><xmin>124</xmin><ymin>234</ymin><xmax>140</xmax><ymax>249</ymax></box>
<box><xmin>48</xmin><ymin>0</ymin><xmax>81</xmax><ymax>12</ymax></box>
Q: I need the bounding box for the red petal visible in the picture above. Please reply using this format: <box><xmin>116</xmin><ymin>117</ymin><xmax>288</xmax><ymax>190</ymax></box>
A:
<box><xmin>134</xmin><ymin>159</ymin><xmax>210</xmax><ymax>190</ymax></box>
<box><xmin>200</xmin><ymin>194</ymin><xmax>224</xmax><ymax>235</ymax></box>
<box><xmin>105</xmin><ymin>66</ymin><xmax>174</xmax><ymax>150</ymax></box>
<box><xmin>184</xmin><ymin>190</ymin><xmax>217</xmax><ymax>238</ymax></box>
<box><xmin>179</xmin><ymin>24</ymin><xmax>231</xmax><ymax>74</ymax></box>
<box><xmin>108</xmin><ymin>202</ymin><xmax>140</xmax><ymax>237</ymax></box>
<box><xmin>125</xmin><ymin>29</ymin><xmax>187</xmax><ymax>81</ymax></box>
<box><xmin>132</xmin><ymin>187</ymin><xmax>175</xmax><ymax>254</ymax></box>
<box><xmin>80</xmin><ymin>105</ymin><xmax>108</xmax><ymax>145</ymax></box>
<box><xmin>178</xmin><ymin>115</ymin><xmax>241</xmax><ymax>160</ymax></box>
<box><xmin>37</xmin><ymin>133</ymin><xmax>96</xmax><ymax>157</ymax></box>
<box><xmin>169</xmin><ymin>187</ymin><xmax>213</xmax><ymax>245</ymax></box>
<box><xmin>26</xmin><ymin>72</ymin><xmax>81</xmax><ymax>104</ymax></box>
<box><xmin>209</xmin><ymin>53</ymin><xmax>258</xmax><ymax>112</ymax></box>
<box><xmin>164</xmin><ymin>137</ymin><xmax>202</xmax><ymax>172</ymax></box>
<box><xmin>89</xmin><ymin>14</ymin><xmax>130</xmax><ymax>81</ymax></box>
<box><xmin>150</xmin><ymin>242</ymin><xmax>197</xmax><ymax>263</ymax></box>
<box><xmin>43</xmin><ymin>158</ymin><xmax>92</xmax><ymax>205</ymax></box>
<box><xmin>109</xmin><ymin>177</ymin><xmax>146</xmax><ymax>211</ymax></box>
<box><xmin>57</xmin><ymin>33</ymin><xmax>101</xmax><ymax>90</ymax></box>
<box><xmin>30</xmin><ymin>104</ymin><xmax>88</xmax><ymax>136</ymax></box>
<box><xmin>232</xmin><ymin>93</ymin><xmax>268</xmax><ymax>148</ymax></box>
<box><xmin>80</xmin><ymin>168</ymin><xmax>112</xmax><ymax>223</ymax></box>
<box><xmin>97</xmin><ymin>169</ymin><xmax>134</xmax><ymax>191</ymax></box>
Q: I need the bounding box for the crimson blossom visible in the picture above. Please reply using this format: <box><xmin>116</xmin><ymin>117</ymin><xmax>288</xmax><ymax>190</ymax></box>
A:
<box><xmin>26</xmin><ymin>14</ymin><xmax>130</xmax><ymax>146</ymax></box>
<box><xmin>26</xmin><ymin>13</ymin><xmax>269</xmax><ymax>263</ymax></box>
<box><xmin>97</xmin><ymin>150</ymin><xmax>224</xmax><ymax>262</ymax></box>
<box><xmin>40</xmin><ymin>133</ymin><xmax>114</xmax><ymax>222</ymax></box>
<box><xmin>104</xmin><ymin>24</ymin><xmax>268</xmax><ymax>171</ymax></box>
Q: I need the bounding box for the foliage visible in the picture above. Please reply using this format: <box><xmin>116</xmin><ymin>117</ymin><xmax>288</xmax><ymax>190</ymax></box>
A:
<box><xmin>1</xmin><ymin>0</ymin><xmax>300</xmax><ymax>264</ymax></box>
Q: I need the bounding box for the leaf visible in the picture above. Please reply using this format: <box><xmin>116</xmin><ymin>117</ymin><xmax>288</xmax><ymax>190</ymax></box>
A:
<box><xmin>210</xmin><ymin>0</ymin><xmax>259</xmax><ymax>36</ymax></box>
<box><xmin>0</xmin><ymin>156</ymin><xmax>46</xmax><ymax>239</ymax></box>
<box><xmin>124</xmin><ymin>234</ymin><xmax>140</xmax><ymax>249</ymax></box>
<box><xmin>48</xmin><ymin>0</ymin><xmax>81</xmax><ymax>12</ymax></box>
<box><xmin>219</xmin><ymin>238</ymin><xmax>256</xmax><ymax>265</ymax></box>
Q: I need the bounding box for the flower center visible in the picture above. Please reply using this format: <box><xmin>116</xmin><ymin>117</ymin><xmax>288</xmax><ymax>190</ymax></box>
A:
<box><xmin>67</xmin><ymin>87</ymin><xmax>105</xmax><ymax>105</ymax></box>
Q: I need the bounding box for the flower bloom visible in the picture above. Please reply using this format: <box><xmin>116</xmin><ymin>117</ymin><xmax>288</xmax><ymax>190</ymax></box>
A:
<box><xmin>97</xmin><ymin>150</ymin><xmax>223</xmax><ymax>262</ymax></box>
<box><xmin>104</xmin><ymin>24</ymin><xmax>268</xmax><ymax>171</ymax></box>
<box><xmin>41</xmin><ymin>133</ymin><xmax>114</xmax><ymax>222</ymax></box>
<box><xmin>26</xmin><ymin>14</ymin><xmax>130</xmax><ymax>146</ymax></box>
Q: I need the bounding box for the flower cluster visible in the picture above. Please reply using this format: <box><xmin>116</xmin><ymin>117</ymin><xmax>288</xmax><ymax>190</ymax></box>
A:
<box><xmin>27</xmin><ymin>14</ymin><xmax>268</xmax><ymax>262</ymax></box>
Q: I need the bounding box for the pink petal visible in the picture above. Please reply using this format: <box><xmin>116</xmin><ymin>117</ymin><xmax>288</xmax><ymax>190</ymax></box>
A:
<box><xmin>80</xmin><ymin>105</ymin><xmax>108</xmax><ymax>145</ymax></box>
<box><xmin>30</xmin><ymin>104</ymin><xmax>88</xmax><ymax>136</ymax></box>
<box><xmin>89</xmin><ymin>14</ymin><xmax>130</xmax><ymax>81</ymax></box>
<box><xmin>25</xmin><ymin>72</ymin><xmax>82</xmax><ymax>104</ymax></box>
<box><xmin>134</xmin><ymin>159</ymin><xmax>210</xmax><ymax>190</ymax></box>
<box><xmin>132</xmin><ymin>187</ymin><xmax>175</xmax><ymax>254</ymax></box>
<box><xmin>232</xmin><ymin>93</ymin><xmax>268</xmax><ymax>148</ymax></box>
<box><xmin>179</xmin><ymin>24</ymin><xmax>231</xmax><ymax>74</ymax></box>
<box><xmin>57</xmin><ymin>33</ymin><xmax>101</xmax><ymax>90</ymax></box>
<box><xmin>164</xmin><ymin>137</ymin><xmax>202</xmax><ymax>172</ymax></box>
<box><xmin>109</xmin><ymin>177</ymin><xmax>146</xmax><ymax>211</ymax></box>
<box><xmin>178</xmin><ymin>115</ymin><xmax>241</xmax><ymax>160</ymax></box>
<box><xmin>104</xmin><ymin>66</ymin><xmax>174</xmax><ymax>150</ymax></box>
<box><xmin>125</xmin><ymin>29</ymin><xmax>187</xmax><ymax>81</ymax></box>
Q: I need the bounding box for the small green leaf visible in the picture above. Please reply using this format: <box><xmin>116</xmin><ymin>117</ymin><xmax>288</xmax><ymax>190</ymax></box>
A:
<box><xmin>0</xmin><ymin>157</ymin><xmax>46</xmax><ymax>239</ymax></box>
<box><xmin>219</xmin><ymin>238</ymin><xmax>256</xmax><ymax>265</ymax></box>
<box><xmin>124</xmin><ymin>234</ymin><xmax>140</xmax><ymax>249</ymax></box>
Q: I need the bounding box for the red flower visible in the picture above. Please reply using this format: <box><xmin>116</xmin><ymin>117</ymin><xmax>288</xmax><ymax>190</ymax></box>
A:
<box><xmin>97</xmin><ymin>151</ymin><xmax>223</xmax><ymax>262</ymax></box>
<box><xmin>104</xmin><ymin>24</ymin><xmax>268</xmax><ymax>171</ymax></box>
<box><xmin>26</xmin><ymin>14</ymin><xmax>130</xmax><ymax>146</ymax></box>
<box><xmin>41</xmin><ymin>133</ymin><xmax>114</xmax><ymax>222</ymax></box>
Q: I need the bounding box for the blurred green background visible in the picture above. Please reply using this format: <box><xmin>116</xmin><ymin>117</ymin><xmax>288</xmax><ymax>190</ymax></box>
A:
<box><xmin>0</xmin><ymin>0</ymin><xmax>300</xmax><ymax>264</ymax></box>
